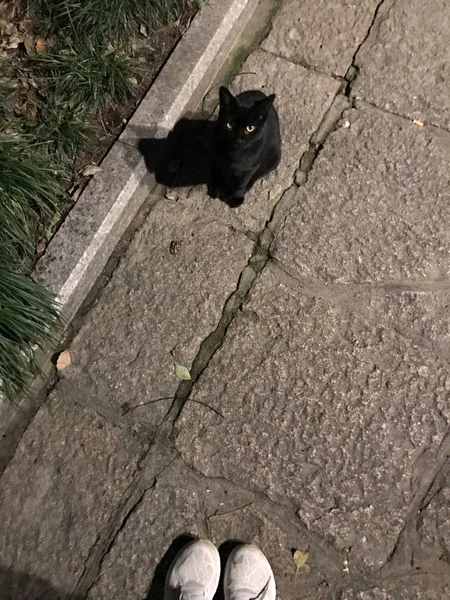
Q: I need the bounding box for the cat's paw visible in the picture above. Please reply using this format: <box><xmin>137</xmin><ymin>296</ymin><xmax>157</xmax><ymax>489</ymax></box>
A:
<box><xmin>227</xmin><ymin>196</ymin><xmax>245</xmax><ymax>208</ymax></box>
<box><xmin>207</xmin><ymin>181</ymin><xmax>221</xmax><ymax>199</ymax></box>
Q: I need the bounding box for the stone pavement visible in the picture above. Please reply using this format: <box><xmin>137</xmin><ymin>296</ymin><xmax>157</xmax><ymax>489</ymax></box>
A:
<box><xmin>1</xmin><ymin>0</ymin><xmax>450</xmax><ymax>598</ymax></box>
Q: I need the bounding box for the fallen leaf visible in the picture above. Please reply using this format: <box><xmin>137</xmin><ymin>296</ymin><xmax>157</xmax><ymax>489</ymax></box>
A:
<box><xmin>413</xmin><ymin>119</ymin><xmax>424</xmax><ymax>127</ymax></box>
<box><xmin>35</xmin><ymin>37</ymin><xmax>47</xmax><ymax>53</ymax></box>
<box><xmin>71</xmin><ymin>187</ymin><xmax>84</xmax><ymax>203</ymax></box>
<box><xmin>165</xmin><ymin>189</ymin><xmax>178</xmax><ymax>200</ymax></box>
<box><xmin>293</xmin><ymin>550</ymin><xmax>309</xmax><ymax>570</ymax></box>
<box><xmin>139</xmin><ymin>23</ymin><xmax>148</xmax><ymax>36</ymax></box>
<box><xmin>6</xmin><ymin>34</ymin><xmax>22</xmax><ymax>49</ymax></box>
<box><xmin>36</xmin><ymin>242</ymin><xmax>46</xmax><ymax>253</ymax></box>
<box><xmin>175</xmin><ymin>363</ymin><xmax>191</xmax><ymax>380</ymax></box>
<box><xmin>56</xmin><ymin>350</ymin><xmax>71</xmax><ymax>371</ymax></box>
<box><xmin>269</xmin><ymin>184</ymin><xmax>283</xmax><ymax>201</ymax></box>
<box><xmin>128</xmin><ymin>76</ymin><xmax>138</xmax><ymax>85</ymax></box>
<box><xmin>23</xmin><ymin>34</ymin><xmax>35</xmax><ymax>56</ymax></box>
<box><xmin>82</xmin><ymin>164</ymin><xmax>102</xmax><ymax>177</ymax></box>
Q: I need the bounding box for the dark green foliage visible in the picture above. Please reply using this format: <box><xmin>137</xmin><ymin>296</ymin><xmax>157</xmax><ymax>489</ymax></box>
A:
<box><xmin>0</xmin><ymin>131</ymin><xmax>65</xmax><ymax>266</ymax></box>
<box><xmin>0</xmin><ymin>268</ymin><xmax>61</xmax><ymax>400</ymax></box>
<box><xmin>27</xmin><ymin>0</ymin><xmax>184</xmax><ymax>44</ymax></box>
<box><xmin>35</xmin><ymin>47</ymin><xmax>139</xmax><ymax>113</ymax></box>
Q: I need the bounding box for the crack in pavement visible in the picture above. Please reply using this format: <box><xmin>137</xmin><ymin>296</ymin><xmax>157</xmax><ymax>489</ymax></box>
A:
<box><xmin>377</xmin><ymin>430</ymin><xmax>450</xmax><ymax>576</ymax></box>
<box><xmin>344</xmin><ymin>0</ymin><xmax>397</xmax><ymax>89</ymax></box>
<box><xmin>71</xmin><ymin>448</ymin><xmax>178</xmax><ymax>598</ymax></box>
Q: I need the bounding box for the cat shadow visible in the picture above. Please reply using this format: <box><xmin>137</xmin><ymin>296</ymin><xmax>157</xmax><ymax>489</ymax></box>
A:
<box><xmin>0</xmin><ymin>565</ymin><xmax>84</xmax><ymax>599</ymax></box>
<box><xmin>145</xmin><ymin>535</ymin><xmax>245</xmax><ymax>600</ymax></box>
<box><xmin>138</xmin><ymin>118</ymin><xmax>215</xmax><ymax>189</ymax></box>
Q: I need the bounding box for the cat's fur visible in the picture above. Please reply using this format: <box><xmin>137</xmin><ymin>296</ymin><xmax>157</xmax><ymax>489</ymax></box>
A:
<box><xmin>208</xmin><ymin>86</ymin><xmax>281</xmax><ymax>208</ymax></box>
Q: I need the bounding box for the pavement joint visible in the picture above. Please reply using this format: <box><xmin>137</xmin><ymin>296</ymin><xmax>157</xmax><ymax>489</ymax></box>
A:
<box><xmin>72</xmin><ymin>447</ymin><xmax>178</xmax><ymax>598</ymax></box>
<box><xmin>378</xmin><ymin>431</ymin><xmax>450</xmax><ymax>573</ymax></box>
<box><xmin>256</xmin><ymin>46</ymin><xmax>345</xmax><ymax>82</ymax></box>
<box><xmin>174</xmin><ymin>456</ymin><xmax>346</xmax><ymax>574</ymax></box>
<box><xmin>354</xmin><ymin>99</ymin><xmax>450</xmax><ymax>136</ymax></box>
<box><xmin>344</xmin><ymin>0</ymin><xmax>397</xmax><ymax>87</ymax></box>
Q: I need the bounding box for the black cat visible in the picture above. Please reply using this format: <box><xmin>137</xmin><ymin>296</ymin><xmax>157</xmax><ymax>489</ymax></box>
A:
<box><xmin>208</xmin><ymin>86</ymin><xmax>281</xmax><ymax>208</ymax></box>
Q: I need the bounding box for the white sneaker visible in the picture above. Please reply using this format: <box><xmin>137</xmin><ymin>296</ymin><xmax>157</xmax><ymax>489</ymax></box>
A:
<box><xmin>164</xmin><ymin>539</ymin><xmax>221</xmax><ymax>600</ymax></box>
<box><xmin>223</xmin><ymin>544</ymin><xmax>276</xmax><ymax>600</ymax></box>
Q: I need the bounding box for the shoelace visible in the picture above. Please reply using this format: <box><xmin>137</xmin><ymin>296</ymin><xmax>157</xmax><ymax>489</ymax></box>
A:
<box><xmin>230</xmin><ymin>577</ymin><xmax>271</xmax><ymax>600</ymax></box>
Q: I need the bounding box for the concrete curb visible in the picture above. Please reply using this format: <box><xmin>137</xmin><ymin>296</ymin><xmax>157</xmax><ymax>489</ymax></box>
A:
<box><xmin>0</xmin><ymin>0</ymin><xmax>260</xmax><ymax>470</ymax></box>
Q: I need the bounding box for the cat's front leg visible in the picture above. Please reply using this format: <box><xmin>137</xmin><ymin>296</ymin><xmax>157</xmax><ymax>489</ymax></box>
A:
<box><xmin>226</xmin><ymin>172</ymin><xmax>254</xmax><ymax>207</ymax></box>
<box><xmin>227</xmin><ymin>195</ymin><xmax>245</xmax><ymax>208</ymax></box>
<box><xmin>208</xmin><ymin>161</ymin><xmax>224</xmax><ymax>199</ymax></box>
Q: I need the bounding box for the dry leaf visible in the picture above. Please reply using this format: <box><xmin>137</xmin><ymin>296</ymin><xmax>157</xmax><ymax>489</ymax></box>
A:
<box><xmin>23</xmin><ymin>34</ymin><xmax>35</xmax><ymax>56</ymax></box>
<box><xmin>56</xmin><ymin>350</ymin><xmax>71</xmax><ymax>371</ymax></box>
<box><xmin>293</xmin><ymin>550</ymin><xmax>309</xmax><ymax>570</ymax></box>
<box><xmin>36</xmin><ymin>242</ymin><xmax>46</xmax><ymax>253</ymax></box>
<box><xmin>269</xmin><ymin>184</ymin><xmax>283</xmax><ymax>201</ymax></box>
<box><xmin>6</xmin><ymin>34</ymin><xmax>22</xmax><ymax>49</ymax></box>
<box><xmin>165</xmin><ymin>189</ymin><xmax>178</xmax><ymax>200</ymax></box>
<box><xmin>71</xmin><ymin>187</ymin><xmax>84</xmax><ymax>203</ymax></box>
<box><xmin>82</xmin><ymin>164</ymin><xmax>102</xmax><ymax>177</ymax></box>
<box><xmin>128</xmin><ymin>76</ymin><xmax>138</xmax><ymax>85</ymax></box>
<box><xmin>413</xmin><ymin>119</ymin><xmax>424</xmax><ymax>127</ymax></box>
<box><xmin>35</xmin><ymin>37</ymin><xmax>47</xmax><ymax>53</ymax></box>
<box><xmin>175</xmin><ymin>364</ymin><xmax>191</xmax><ymax>380</ymax></box>
<box><xmin>139</xmin><ymin>24</ymin><xmax>148</xmax><ymax>36</ymax></box>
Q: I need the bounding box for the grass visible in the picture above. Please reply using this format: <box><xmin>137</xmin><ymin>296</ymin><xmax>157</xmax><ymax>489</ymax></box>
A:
<box><xmin>27</xmin><ymin>0</ymin><xmax>184</xmax><ymax>45</ymax></box>
<box><xmin>35</xmin><ymin>47</ymin><xmax>140</xmax><ymax>113</ymax></box>
<box><xmin>30</xmin><ymin>100</ymin><xmax>93</xmax><ymax>162</ymax></box>
<box><xmin>0</xmin><ymin>131</ymin><xmax>65</xmax><ymax>400</ymax></box>
<box><xmin>0</xmin><ymin>268</ymin><xmax>61</xmax><ymax>400</ymax></box>
<box><xmin>0</xmin><ymin>130</ymin><xmax>66</xmax><ymax>266</ymax></box>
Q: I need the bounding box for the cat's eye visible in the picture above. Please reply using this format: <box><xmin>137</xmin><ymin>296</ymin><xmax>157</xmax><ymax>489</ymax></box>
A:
<box><xmin>226</xmin><ymin>122</ymin><xmax>233</xmax><ymax>129</ymax></box>
<box><xmin>246</xmin><ymin>125</ymin><xmax>256</xmax><ymax>133</ymax></box>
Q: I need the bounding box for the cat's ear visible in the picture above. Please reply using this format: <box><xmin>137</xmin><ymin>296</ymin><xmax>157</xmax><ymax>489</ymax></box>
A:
<box><xmin>253</xmin><ymin>94</ymin><xmax>275</xmax><ymax>120</ymax></box>
<box><xmin>219</xmin><ymin>86</ymin><xmax>236</xmax><ymax>110</ymax></box>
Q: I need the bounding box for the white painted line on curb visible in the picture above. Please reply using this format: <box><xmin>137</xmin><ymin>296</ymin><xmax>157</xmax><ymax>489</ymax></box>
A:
<box><xmin>57</xmin><ymin>158</ymin><xmax>146</xmax><ymax>307</ymax></box>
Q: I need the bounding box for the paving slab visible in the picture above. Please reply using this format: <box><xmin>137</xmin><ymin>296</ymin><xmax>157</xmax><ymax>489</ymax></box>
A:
<box><xmin>58</xmin><ymin>199</ymin><xmax>253</xmax><ymax>436</ymax></box>
<box><xmin>0</xmin><ymin>391</ymin><xmax>144</xmax><ymax>598</ymax></box>
<box><xmin>341</xmin><ymin>585</ymin><xmax>450</xmax><ymax>600</ymax></box>
<box><xmin>261</xmin><ymin>0</ymin><xmax>380</xmax><ymax>76</ymax></box>
<box><xmin>274</xmin><ymin>105</ymin><xmax>450</xmax><ymax>284</ymax></box>
<box><xmin>87</xmin><ymin>459</ymin><xmax>341</xmax><ymax>600</ymax></box>
<box><xmin>175</xmin><ymin>266</ymin><xmax>450</xmax><ymax>572</ymax></box>
<box><xmin>353</xmin><ymin>0</ymin><xmax>450</xmax><ymax>129</ymax></box>
<box><xmin>174</xmin><ymin>48</ymin><xmax>340</xmax><ymax>233</ymax></box>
